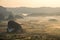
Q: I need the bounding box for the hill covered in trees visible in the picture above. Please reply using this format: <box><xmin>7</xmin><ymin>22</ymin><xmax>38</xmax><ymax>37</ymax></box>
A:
<box><xmin>7</xmin><ymin>7</ymin><xmax>60</xmax><ymax>16</ymax></box>
<box><xmin>1</xmin><ymin>6</ymin><xmax>60</xmax><ymax>18</ymax></box>
<box><xmin>0</xmin><ymin>6</ymin><xmax>14</xmax><ymax>21</ymax></box>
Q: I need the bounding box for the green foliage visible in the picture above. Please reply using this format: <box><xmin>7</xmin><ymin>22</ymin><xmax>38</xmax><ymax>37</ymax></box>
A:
<box><xmin>0</xmin><ymin>14</ymin><xmax>4</xmax><ymax>21</ymax></box>
<box><xmin>48</xmin><ymin>19</ymin><xmax>57</xmax><ymax>22</ymax></box>
<box><xmin>15</xmin><ymin>15</ymin><xmax>23</xmax><ymax>19</ymax></box>
<box><xmin>8</xmin><ymin>13</ymin><xmax>14</xmax><ymax>20</ymax></box>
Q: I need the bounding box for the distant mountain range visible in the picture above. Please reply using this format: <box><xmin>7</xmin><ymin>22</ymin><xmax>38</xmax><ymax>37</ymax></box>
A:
<box><xmin>7</xmin><ymin>7</ymin><xmax>60</xmax><ymax>16</ymax></box>
<box><xmin>7</xmin><ymin>7</ymin><xmax>60</xmax><ymax>13</ymax></box>
<box><xmin>1</xmin><ymin>6</ymin><xmax>60</xmax><ymax>16</ymax></box>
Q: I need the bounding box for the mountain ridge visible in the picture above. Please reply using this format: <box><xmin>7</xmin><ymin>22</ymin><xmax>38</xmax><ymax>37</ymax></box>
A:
<box><xmin>1</xmin><ymin>6</ymin><xmax>60</xmax><ymax>16</ymax></box>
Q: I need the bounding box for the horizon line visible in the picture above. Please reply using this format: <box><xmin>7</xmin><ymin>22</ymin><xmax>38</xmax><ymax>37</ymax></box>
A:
<box><xmin>1</xmin><ymin>6</ymin><xmax>60</xmax><ymax>8</ymax></box>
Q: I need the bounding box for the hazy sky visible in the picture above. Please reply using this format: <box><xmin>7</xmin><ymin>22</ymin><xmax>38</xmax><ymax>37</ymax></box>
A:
<box><xmin>0</xmin><ymin>0</ymin><xmax>60</xmax><ymax>8</ymax></box>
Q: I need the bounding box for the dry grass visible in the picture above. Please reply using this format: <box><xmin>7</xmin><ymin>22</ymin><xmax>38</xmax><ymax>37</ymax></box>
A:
<box><xmin>1</xmin><ymin>16</ymin><xmax>60</xmax><ymax>40</ymax></box>
<box><xmin>15</xmin><ymin>16</ymin><xmax>60</xmax><ymax>35</ymax></box>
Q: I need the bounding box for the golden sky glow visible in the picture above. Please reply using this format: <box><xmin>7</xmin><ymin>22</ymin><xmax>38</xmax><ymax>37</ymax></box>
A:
<box><xmin>0</xmin><ymin>0</ymin><xmax>60</xmax><ymax>8</ymax></box>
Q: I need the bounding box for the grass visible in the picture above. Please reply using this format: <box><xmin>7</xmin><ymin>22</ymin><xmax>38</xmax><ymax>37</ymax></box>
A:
<box><xmin>0</xmin><ymin>16</ymin><xmax>60</xmax><ymax>40</ymax></box>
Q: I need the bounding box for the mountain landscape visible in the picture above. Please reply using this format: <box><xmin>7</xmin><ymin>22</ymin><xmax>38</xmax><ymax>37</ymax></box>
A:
<box><xmin>7</xmin><ymin>7</ymin><xmax>60</xmax><ymax>16</ymax></box>
<box><xmin>1</xmin><ymin>6</ymin><xmax>60</xmax><ymax>40</ymax></box>
<box><xmin>0</xmin><ymin>6</ymin><xmax>60</xmax><ymax>16</ymax></box>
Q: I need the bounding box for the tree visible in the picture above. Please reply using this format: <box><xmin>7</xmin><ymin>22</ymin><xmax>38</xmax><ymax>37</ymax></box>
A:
<box><xmin>15</xmin><ymin>15</ymin><xmax>23</xmax><ymax>19</ymax></box>
<box><xmin>48</xmin><ymin>19</ymin><xmax>57</xmax><ymax>22</ymax></box>
<box><xmin>0</xmin><ymin>14</ymin><xmax>4</xmax><ymax>21</ymax></box>
<box><xmin>8</xmin><ymin>13</ymin><xmax>14</xmax><ymax>20</ymax></box>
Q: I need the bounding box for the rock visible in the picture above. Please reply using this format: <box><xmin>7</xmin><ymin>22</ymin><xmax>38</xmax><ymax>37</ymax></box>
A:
<box><xmin>7</xmin><ymin>20</ymin><xmax>23</xmax><ymax>33</ymax></box>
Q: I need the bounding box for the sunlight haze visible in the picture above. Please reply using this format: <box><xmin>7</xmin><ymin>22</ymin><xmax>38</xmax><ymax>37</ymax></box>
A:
<box><xmin>0</xmin><ymin>0</ymin><xmax>60</xmax><ymax>8</ymax></box>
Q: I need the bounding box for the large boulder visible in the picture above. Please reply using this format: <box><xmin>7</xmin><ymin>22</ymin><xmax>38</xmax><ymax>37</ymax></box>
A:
<box><xmin>7</xmin><ymin>20</ymin><xmax>23</xmax><ymax>33</ymax></box>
